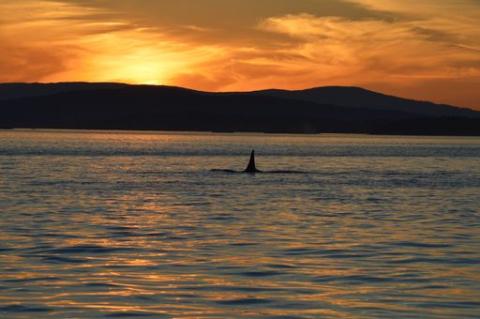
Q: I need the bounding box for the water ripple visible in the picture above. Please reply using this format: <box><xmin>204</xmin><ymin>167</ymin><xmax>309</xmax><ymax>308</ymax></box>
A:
<box><xmin>1</xmin><ymin>131</ymin><xmax>479</xmax><ymax>318</ymax></box>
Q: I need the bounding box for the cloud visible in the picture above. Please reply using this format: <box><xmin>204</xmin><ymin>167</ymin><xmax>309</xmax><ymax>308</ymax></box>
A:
<box><xmin>343</xmin><ymin>1</ymin><xmax>480</xmax><ymax>51</ymax></box>
<box><xmin>1</xmin><ymin>0</ymin><xmax>479</xmax><ymax>108</ymax></box>
<box><xmin>0</xmin><ymin>1</ymin><xmax>88</xmax><ymax>82</ymax></box>
<box><xmin>256</xmin><ymin>12</ymin><xmax>480</xmax><ymax>107</ymax></box>
<box><xmin>0</xmin><ymin>42</ymin><xmax>74</xmax><ymax>83</ymax></box>
<box><xmin>0</xmin><ymin>0</ymin><xmax>228</xmax><ymax>85</ymax></box>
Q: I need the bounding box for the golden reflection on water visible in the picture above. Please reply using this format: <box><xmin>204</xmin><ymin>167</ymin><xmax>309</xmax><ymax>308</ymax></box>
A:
<box><xmin>1</xmin><ymin>130</ymin><xmax>480</xmax><ymax>318</ymax></box>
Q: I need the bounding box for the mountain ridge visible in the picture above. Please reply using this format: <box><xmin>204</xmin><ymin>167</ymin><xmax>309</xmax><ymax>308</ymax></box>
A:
<box><xmin>252</xmin><ymin>86</ymin><xmax>478</xmax><ymax>118</ymax></box>
<box><xmin>1</xmin><ymin>82</ymin><xmax>479</xmax><ymax>135</ymax></box>
<box><xmin>1</xmin><ymin>82</ymin><xmax>477</xmax><ymax>115</ymax></box>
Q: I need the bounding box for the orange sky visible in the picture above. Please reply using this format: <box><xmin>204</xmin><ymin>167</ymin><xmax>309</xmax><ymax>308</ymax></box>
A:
<box><xmin>1</xmin><ymin>0</ymin><xmax>479</xmax><ymax>109</ymax></box>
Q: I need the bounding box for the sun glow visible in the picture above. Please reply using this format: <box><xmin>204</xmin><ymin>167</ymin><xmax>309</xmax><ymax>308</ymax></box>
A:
<box><xmin>1</xmin><ymin>0</ymin><xmax>480</xmax><ymax>108</ymax></box>
<box><xmin>42</xmin><ymin>22</ymin><xmax>227</xmax><ymax>86</ymax></box>
<box><xmin>85</xmin><ymin>44</ymin><xmax>177</xmax><ymax>85</ymax></box>
<box><xmin>41</xmin><ymin>25</ymin><xmax>194</xmax><ymax>85</ymax></box>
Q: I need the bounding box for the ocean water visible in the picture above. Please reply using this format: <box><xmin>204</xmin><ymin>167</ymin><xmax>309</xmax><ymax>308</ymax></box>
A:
<box><xmin>0</xmin><ymin>129</ymin><xmax>479</xmax><ymax>319</ymax></box>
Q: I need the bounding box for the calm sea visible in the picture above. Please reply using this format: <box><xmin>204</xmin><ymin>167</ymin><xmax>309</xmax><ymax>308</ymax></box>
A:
<box><xmin>1</xmin><ymin>130</ymin><xmax>479</xmax><ymax>318</ymax></box>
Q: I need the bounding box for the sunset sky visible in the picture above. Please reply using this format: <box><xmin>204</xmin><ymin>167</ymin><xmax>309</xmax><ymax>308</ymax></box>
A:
<box><xmin>1</xmin><ymin>0</ymin><xmax>479</xmax><ymax>109</ymax></box>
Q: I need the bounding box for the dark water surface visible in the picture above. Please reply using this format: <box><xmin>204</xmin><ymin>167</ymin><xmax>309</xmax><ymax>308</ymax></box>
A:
<box><xmin>1</xmin><ymin>130</ymin><xmax>479</xmax><ymax>318</ymax></box>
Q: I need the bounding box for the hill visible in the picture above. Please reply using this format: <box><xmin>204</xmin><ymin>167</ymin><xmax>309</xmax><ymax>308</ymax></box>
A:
<box><xmin>253</xmin><ymin>86</ymin><xmax>479</xmax><ymax>118</ymax></box>
<box><xmin>1</xmin><ymin>83</ymin><xmax>479</xmax><ymax>135</ymax></box>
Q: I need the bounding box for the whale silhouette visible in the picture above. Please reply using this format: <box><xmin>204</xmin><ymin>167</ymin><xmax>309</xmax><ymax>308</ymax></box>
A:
<box><xmin>211</xmin><ymin>150</ymin><xmax>304</xmax><ymax>174</ymax></box>
<box><xmin>244</xmin><ymin>150</ymin><xmax>261</xmax><ymax>173</ymax></box>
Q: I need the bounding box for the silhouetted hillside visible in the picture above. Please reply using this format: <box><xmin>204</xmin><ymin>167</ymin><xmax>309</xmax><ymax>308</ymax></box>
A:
<box><xmin>254</xmin><ymin>86</ymin><xmax>479</xmax><ymax>118</ymax></box>
<box><xmin>0</xmin><ymin>82</ymin><xmax>130</xmax><ymax>101</ymax></box>
<box><xmin>1</xmin><ymin>83</ymin><xmax>479</xmax><ymax>135</ymax></box>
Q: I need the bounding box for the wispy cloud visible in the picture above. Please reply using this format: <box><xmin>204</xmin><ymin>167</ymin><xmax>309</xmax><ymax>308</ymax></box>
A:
<box><xmin>259</xmin><ymin>13</ymin><xmax>480</xmax><ymax>77</ymax></box>
<box><xmin>0</xmin><ymin>0</ymin><xmax>479</xmax><ymax>108</ymax></box>
<box><xmin>0</xmin><ymin>0</ymin><xmax>226</xmax><ymax>85</ymax></box>
<box><xmin>257</xmin><ymin>10</ymin><xmax>480</xmax><ymax>106</ymax></box>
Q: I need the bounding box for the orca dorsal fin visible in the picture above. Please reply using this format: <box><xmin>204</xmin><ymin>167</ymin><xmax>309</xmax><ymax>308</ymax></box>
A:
<box><xmin>244</xmin><ymin>150</ymin><xmax>259</xmax><ymax>173</ymax></box>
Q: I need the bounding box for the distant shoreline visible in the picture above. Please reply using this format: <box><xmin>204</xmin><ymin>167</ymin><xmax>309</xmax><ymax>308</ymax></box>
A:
<box><xmin>2</xmin><ymin>127</ymin><xmax>480</xmax><ymax>138</ymax></box>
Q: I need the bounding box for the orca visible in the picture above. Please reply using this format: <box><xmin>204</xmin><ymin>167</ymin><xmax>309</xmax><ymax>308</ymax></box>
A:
<box><xmin>244</xmin><ymin>150</ymin><xmax>261</xmax><ymax>173</ymax></box>
<box><xmin>210</xmin><ymin>150</ymin><xmax>304</xmax><ymax>174</ymax></box>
